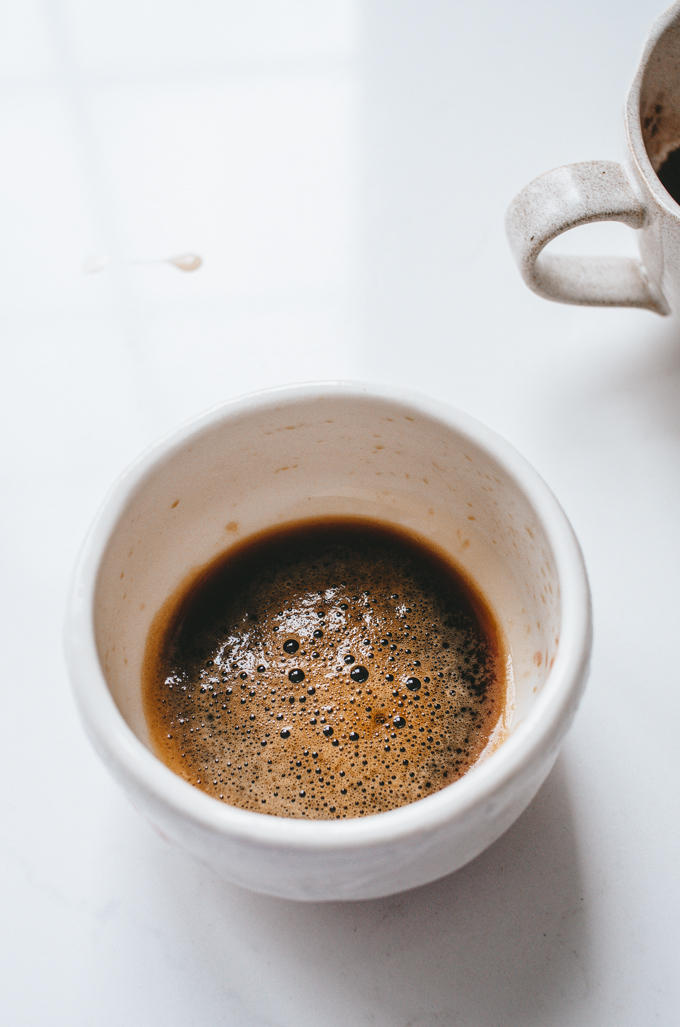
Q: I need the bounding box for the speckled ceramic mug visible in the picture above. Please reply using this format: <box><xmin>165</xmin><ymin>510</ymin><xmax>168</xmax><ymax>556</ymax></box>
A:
<box><xmin>64</xmin><ymin>383</ymin><xmax>591</xmax><ymax>901</ymax></box>
<box><xmin>506</xmin><ymin>0</ymin><xmax>680</xmax><ymax>316</ymax></box>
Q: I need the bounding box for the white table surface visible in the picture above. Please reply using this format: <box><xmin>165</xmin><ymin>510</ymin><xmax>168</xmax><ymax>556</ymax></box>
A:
<box><xmin>2</xmin><ymin>1</ymin><xmax>679</xmax><ymax>1024</ymax></box>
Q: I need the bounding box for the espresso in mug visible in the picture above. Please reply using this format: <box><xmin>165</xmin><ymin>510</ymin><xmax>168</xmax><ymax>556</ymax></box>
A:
<box><xmin>657</xmin><ymin>145</ymin><xmax>680</xmax><ymax>205</ymax></box>
<box><xmin>143</xmin><ymin>518</ymin><xmax>511</xmax><ymax>819</ymax></box>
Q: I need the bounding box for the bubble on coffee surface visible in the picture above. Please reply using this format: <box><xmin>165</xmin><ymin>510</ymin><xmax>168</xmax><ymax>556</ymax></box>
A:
<box><xmin>144</xmin><ymin>519</ymin><xmax>509</xmax><ymax>819</ymax></box>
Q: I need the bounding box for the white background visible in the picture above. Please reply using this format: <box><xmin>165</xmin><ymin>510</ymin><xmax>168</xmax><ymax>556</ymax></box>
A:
<box><xmin>2</xmin><ymin>1</ymin><xmax>679</xmax><ymax>1024</ymax></box>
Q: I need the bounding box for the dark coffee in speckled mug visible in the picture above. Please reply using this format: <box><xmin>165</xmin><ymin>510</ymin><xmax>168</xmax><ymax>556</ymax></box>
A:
<box><xmin>143</xmin><ymin>518</ymin><xmax>510</xmax><ymax>819</ymax></box>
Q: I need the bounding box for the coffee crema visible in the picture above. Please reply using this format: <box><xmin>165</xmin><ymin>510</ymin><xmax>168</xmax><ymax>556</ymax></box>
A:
<box><xmin>143</xmin><ymin>519</ymin><xmax>512</xmax><ymax>819</ymax></box>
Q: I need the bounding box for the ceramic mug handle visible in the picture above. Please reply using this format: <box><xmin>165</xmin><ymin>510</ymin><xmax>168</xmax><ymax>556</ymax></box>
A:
<box><xmin>506</xmin><ymin>160</ymin><xmax>668</xmax><ymax>314</ymax></box>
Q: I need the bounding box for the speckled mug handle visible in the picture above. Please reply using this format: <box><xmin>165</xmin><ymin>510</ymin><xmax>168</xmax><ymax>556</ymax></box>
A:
<box><xmin>505</xmin><ymin>160</ymin><xmax>667</xmax><ymax>314</ymax></box>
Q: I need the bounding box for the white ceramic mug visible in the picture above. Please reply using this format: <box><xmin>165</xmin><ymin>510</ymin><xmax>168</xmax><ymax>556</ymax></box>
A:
<box><xmin>64</xmin><ymin>383</ymin><xmax>591</xmax><ymax>901</ymax></box>
<box><xmin>506</xmin><ymin>0</ymin><xmax>680</xmax><ymax>316</ymax></box>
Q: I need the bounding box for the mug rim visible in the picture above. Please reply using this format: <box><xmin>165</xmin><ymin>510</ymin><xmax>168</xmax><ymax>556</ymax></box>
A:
<box><xmin>626</xmin><ymin>0</ymin><xmax>680</xmax><ymax>217</ymax></box>
<box><xmin>64</xmin><ymin>381</ymin><xmax>592</xmax><ymax>854</ymax></box>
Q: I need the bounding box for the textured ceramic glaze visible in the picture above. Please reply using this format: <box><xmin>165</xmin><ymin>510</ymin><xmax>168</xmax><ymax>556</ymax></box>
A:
<box><xmin>506</xmin><ymin>0</ymin><xmax>680</xmax><ymax>314</ymax></box>
<box><xmin>64</xmin><ymin>383</ymin><xmax>591</xmax><ymax>901</ymax></box>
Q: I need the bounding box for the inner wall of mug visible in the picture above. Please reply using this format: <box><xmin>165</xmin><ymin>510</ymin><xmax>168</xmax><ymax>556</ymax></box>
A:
<box><xmin>639</xmin><ymin>10</ymin><xmax>680</xmax><ymax>170</ymax></box>
<box><xmin>93</xmin><ymin>392</ymin><xmax>560</xmax><ymax>752</ymax></box>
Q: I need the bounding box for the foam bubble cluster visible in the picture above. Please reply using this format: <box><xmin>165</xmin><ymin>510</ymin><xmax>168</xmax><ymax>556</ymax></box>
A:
<box><xmin>145</xmin><ymin>519</ymin><xmax>507</xmax><ymax>819</ymax></box>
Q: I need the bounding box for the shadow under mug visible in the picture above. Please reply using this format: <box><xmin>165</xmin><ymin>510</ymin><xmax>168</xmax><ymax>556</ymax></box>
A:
<box><xmin>506</xmin><ymin>0</ymin><xmax>680</xmax><ymax>317</ymax></box>
<box><xmin>64</xmin><ymin>383</ymin><xmax>592</xmax><ymax>901</ymax></box>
